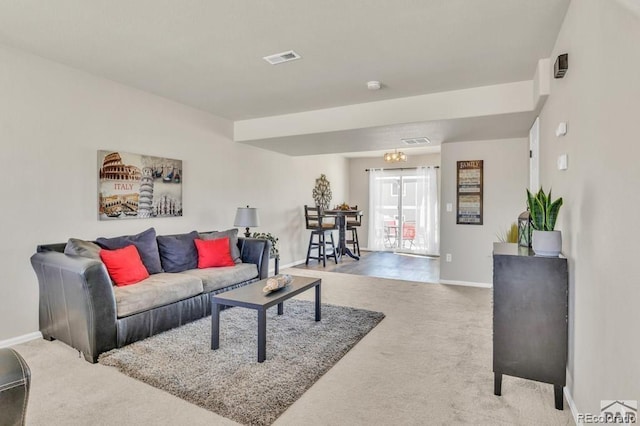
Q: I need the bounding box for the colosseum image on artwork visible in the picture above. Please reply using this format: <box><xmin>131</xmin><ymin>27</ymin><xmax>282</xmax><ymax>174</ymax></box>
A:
<box><xmin>98</xmin><ymin>150</ymin><xmax>182</xmax><ymax>220</ymax></box>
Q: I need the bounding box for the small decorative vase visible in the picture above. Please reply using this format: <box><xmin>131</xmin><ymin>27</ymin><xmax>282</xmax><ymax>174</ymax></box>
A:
<box><xmin>531</xmin><ymin>230</ymin><xmax>562</xmax><ymax>257</ymax></box>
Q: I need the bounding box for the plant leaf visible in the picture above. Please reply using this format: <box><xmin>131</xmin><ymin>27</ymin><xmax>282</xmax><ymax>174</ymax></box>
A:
<box><xmin>507</xmin><ymin>223</ymin><xmax>519</xmax><ymax>243</ymax></box>
<box><xmin>546</xmin><ymin>197</ymin><xmax>563</xmax><ymax>230</ymax></box>
<box><xmin>537</xmin><ymin>187</ymin><xmax>547</xmax><ymax>210</ymax></box>
<box><xmin>527</xmin><ymin>189</ymin><xmax>545</xmax><ymax>230</ymax></box>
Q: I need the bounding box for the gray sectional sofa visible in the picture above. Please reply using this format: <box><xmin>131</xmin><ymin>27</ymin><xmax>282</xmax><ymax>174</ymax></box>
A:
<box><xmin>30</xmin><ymin>228</ymin><xmax>270</xmax><ymax>363</ymax></box>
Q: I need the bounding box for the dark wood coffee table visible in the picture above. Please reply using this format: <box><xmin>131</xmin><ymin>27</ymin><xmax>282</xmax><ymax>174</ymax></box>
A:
<box><xmin>211</xmin><ymin>275</ymin><xmax>321</xmax><ymax>363</ymax></box>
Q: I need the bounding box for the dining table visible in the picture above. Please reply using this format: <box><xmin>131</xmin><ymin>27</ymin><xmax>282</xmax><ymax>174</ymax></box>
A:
<box><xmin>323</xmin><ymin>208</ymin><xmax>363</xmax><ymax>260</ymax></box>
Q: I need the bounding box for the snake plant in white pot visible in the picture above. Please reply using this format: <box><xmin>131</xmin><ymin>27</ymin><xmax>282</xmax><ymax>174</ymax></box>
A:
<box><xmin>526</xmin><ymin>188</ymin><xmax>564</xmax><ymax>256</ymax></box>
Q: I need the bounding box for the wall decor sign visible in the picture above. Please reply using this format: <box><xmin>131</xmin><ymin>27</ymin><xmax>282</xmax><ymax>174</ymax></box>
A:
<box><xmin>456</xmin><ymin>160</ymin><xmax>483</xmax><ymax>225</ymax></box>
<box><xmin>98</xmin><ymin>150</ymin><xmax>183</xmax><ymax>220</ymax></box>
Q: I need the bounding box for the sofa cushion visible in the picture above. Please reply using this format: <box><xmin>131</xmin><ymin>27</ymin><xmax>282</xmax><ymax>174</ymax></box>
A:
<box><xmin>100</xmin><ymin>245</ymin><xmax>150</xmax><ymax>287</ymax></box>
<box><xmin>64</xmin><ymin>238</ymin><xmax>102</xmax><ymax>260</ymax></box>
<box><xmin>156</xmin><ymin>231</ymin><xmax>199</xmax><ymax>273</ymax></box>
<box><xmin>182</xmin><ymin>263</ymin><xmax>259</xmax><ymax>293</ymax></box>
<box><xmin>199</xmin><ymin>229</ymin><xmax>242</xmax><ymax>264</ymax></box>
<box><xmin>96</xmin><ymin>227</ymin><xmax>162</xmax><ymax>274</ymax></box>
<box><xmin>113</xmin><ymin>273</ymin><xmax>204</xmax><ymax>318</ymax></box>
<box><xmin>194</xmin><ymin>237</ymin><xmax>235</xmax><ymax>268</ymax></box>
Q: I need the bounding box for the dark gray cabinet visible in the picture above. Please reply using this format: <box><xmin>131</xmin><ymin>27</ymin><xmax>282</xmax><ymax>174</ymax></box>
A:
<box><xmin>492</xmin><ymin>243</ymin><xmax>568</xmax><ymax>410</ymax></box>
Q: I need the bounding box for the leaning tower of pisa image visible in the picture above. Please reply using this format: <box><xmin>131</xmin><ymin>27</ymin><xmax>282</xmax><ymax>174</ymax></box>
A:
<box><xmin>138</xmin><ymin>167</ymin><xmax>154</xmax><ymax>218</ymax></box>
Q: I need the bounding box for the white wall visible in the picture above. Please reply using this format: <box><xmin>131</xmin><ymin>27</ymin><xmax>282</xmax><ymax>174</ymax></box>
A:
<box><xmin>538</xmin><ymin>0</ymin><xmax>640</xmax><ymax>414</ymax></box>
<box><xmin>439</xmin><ymin>138</ymin><xmax>529</xmax><ymax>285</ymax></box>
<box><xmin>0</xmin><ymin>44</ymin><xmax>348</xmax><ymax>341</ymax></box>
<box><xmin>348</xmin><ymin>153</ymin><xmax>441</xmax><ymax>248</ymax></box>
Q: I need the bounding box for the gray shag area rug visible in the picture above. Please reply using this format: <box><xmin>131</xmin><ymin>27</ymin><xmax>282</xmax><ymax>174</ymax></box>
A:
<box><xmin>99</xmin><ymin>299</ymin><xmax>385</xmax><ymax>425</ymax></box>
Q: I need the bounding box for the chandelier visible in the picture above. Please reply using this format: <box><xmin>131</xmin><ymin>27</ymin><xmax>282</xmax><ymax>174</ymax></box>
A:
<box><xmin>383</xmin><ymin>150</ymin><xmax>407</xmax><ymax>163</ymax></box>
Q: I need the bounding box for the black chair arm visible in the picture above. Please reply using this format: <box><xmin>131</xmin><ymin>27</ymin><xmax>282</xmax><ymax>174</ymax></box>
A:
<box><xmin>237</xmin><ymin>237</ymin><xmax>271</xmax><ymax>279</ymax></box>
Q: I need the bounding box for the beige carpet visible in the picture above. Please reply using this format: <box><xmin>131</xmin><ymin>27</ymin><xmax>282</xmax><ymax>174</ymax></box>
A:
<box><xmin>13</xmin><ymin>269</ymin><xmax>574</xmax><ymax>425</ymax></box>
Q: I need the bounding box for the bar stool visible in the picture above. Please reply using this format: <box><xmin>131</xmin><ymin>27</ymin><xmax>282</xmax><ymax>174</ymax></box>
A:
<box><xmin>346</xmin><ymin>205</ymin><xmax>363</xmax><ymax>256</ymax></box>
<box><xmin>304</xmin><ymin>205</ymin><xmax>339</xmax><ymax>266</ymax></box>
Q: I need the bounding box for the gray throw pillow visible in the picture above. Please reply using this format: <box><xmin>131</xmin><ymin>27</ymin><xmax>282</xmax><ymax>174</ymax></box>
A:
<box><xmin>96</xmin><ymin>227</ymin><xmax>163</xmax><ymax>274</ymax></box>
<box><xmin>199</xmin><ymin>229</ymin><xmax>242</xmax><ymax>264</ymax></box>
<box><xmin>157</xmin><ymin>231</ymin><xmax>199</xmax><ymax>273</ymax></box>
<box><xmin>64</xmin><ymin>238</ymin><xmax>102</xmax><ymax>260</ymax></box>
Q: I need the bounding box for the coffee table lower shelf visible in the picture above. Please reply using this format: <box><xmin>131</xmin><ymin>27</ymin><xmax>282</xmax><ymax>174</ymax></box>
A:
<box><xmin>211</xmin><ymin>275</ymin><xmax>322</xmax><ymax>363</ymax></box>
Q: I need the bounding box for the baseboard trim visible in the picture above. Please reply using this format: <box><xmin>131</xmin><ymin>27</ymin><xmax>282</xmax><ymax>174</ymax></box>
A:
<box><xmin>564</xmin><ymin>386</ymin><xmax>581</xmax><ymax>425</ymax></box>
<box><xmin>276</xmin><ymin>259</ymin><xmax>306</xmax><ymax>272</ymax></box>
<box><xmin>0</xmin><ymin>331</ymin><xmax>42</xmax><ymax>348</ymax></box>
<box><xmin>280</xmin><ymin>260</ymin><xmax>488</xmax><ymax>290</ymax></box>
<box><xmin>439</xmin><ymin>279</ymin><xmax>492</xmax><ymax>288</ymax></box>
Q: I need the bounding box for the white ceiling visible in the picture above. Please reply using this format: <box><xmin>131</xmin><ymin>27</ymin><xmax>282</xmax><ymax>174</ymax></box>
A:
<box><xmin>0</xmin><ymin>0</ymin><xmax>570</xmax><ymax>156</ymax></box>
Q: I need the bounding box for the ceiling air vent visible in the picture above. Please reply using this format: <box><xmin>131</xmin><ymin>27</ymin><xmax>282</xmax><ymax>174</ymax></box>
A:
<box><xmin>263</xmin><ymin>50</ymin><xmax>302</xmax><ymax>65</ymax></box>
<box><xmin>402</xmin><ymin>137</ymin><xmax>431</xmax><ymax>145</ymax></box>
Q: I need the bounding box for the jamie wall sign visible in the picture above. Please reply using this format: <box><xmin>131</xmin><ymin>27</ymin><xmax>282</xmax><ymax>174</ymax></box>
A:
<box><xmin>98</xmin><ymin>150</ymin><xmax>183</xmax><ymax>220</ymax></box>
<box><xmin>456</xmin><ymin>160</ymin><xmax>483</xmax><ymax>225</ymax></box>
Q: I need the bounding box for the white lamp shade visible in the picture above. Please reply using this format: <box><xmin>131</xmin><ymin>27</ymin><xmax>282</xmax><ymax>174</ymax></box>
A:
<box><xmin>234</xmin><ymin>207</ymin><xmax>260</xmax><ymax>228</ymax></box>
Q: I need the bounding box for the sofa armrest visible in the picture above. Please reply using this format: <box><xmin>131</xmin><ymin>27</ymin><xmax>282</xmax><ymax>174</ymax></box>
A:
<box><xmin>237</xmin><ymin>238</ymin><xmax>271</xmax><ymax>279</ymax></box>
<box><xmin>0</xmin><ymin>348</ymin><xmax>31</xmax><ymax>425</ymax></box>
<box><xmin>30</xmin><ymin>251</ymin><xmax>117</xmax><ymax>363</ymax></box>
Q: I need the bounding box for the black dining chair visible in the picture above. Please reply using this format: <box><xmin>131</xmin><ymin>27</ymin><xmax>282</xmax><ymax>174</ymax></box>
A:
<box><xmin>304</xmin><ymin>205</ymin><xmax>339</xmax><ymax>266</ymax></box>
<box><xmin>346</xmin><ymin>205</ymin><xmax>363</xmax><ymax>256</ymax></box>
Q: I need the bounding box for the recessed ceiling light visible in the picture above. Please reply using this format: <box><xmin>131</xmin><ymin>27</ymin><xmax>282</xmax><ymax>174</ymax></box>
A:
<box><xmin>263</xmin><ymin>50</ymin><xmax>302</xmax><ymax>65</ymax></box>
<box><xmin>401</xmin><ymin>137</ymin><xmax>431</xmax><ymax>145</ymax></box>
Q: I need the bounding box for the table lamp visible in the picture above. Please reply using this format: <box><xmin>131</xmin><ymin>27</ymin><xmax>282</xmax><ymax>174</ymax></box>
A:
<box><xmin>234</xmin><ymin>206</ymin><xmax>260</xmax><ymax>237</ymax></box>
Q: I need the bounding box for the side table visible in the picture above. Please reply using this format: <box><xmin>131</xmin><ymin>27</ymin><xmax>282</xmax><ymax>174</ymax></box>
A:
<box><xmin>492</xmin><ymin>242</ymin><xmax>568</xmax><ymax>410</ymax></box>
<box><xmin>271</xmin><ymin>253</ymin><xmax>280</xmax><ymax>275</ymax></box>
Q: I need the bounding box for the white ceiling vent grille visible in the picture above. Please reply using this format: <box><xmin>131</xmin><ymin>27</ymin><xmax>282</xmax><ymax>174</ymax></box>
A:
<box><xmin>402</xmin><ymin>137</ymin><xmax>431</xmax><ymax>145</ymax></box>
<box><xmin>263</xmin><ymin>50</ymin><xmax>302</xmax><ymax>65</ymax></box>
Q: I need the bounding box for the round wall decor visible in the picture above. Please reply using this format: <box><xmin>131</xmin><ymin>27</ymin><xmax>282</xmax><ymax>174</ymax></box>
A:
<box><xmin>312</xmin><ymin>174</ymin><xmax>332</xmax><ymax>210</ymax></box>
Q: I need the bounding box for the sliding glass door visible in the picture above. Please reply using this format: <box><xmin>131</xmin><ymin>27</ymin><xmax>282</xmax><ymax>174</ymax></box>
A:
<box><xmin>368</xmin><ymin>167</ymin><xmax>439</xmax><ymax>256</ymax></box>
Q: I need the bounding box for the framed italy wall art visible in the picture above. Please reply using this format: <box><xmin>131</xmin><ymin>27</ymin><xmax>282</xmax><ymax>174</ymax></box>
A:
<box><xmin>98</xmin><ymin>150</ymin><xmax>183</xmax><ymax>220</ymax></box>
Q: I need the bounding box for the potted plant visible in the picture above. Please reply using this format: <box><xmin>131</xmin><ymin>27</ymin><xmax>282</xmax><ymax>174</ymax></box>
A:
<box><xmin>252</xmin><ymin>232</ymin><xmax>279</xmax><ymax>257</ymax></box>
<box><xmin>496</xmin><ymin>222</ymin><xmax>519</xmax><ymax>243</ymax></box>
<box><xmin>526</xmin><ymin>187</ymin><xmax>563</xmax><ymax>256</ymax></box>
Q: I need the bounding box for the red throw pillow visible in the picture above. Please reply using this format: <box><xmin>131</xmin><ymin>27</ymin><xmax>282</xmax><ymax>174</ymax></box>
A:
<box><xmin>100</xmin><ymin>245</ymin><xmax>150</xmax><ymax>286</ymax></box>
<box><xmin>194</xmin><ymin>237</ymin><xmax>235</xmax><ymax>268</ymax></box>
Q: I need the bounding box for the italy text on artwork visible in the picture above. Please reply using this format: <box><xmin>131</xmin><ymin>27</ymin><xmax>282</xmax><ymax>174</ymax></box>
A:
<box><xmin>456</xmin><ymin>160</ymin><xmax>483</xmax><ymax>225</ymax></box>
<box><xmin>98</xmin><ymin>150</ymin><xmax>183</xmax><ymax>220</ymax></box>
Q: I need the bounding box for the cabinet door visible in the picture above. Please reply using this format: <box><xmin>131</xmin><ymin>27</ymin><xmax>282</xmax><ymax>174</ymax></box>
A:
<box><xmin>493</xmin><ymin>255</ymin><xmax>568</xmax><ymax>385</ymax></box>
